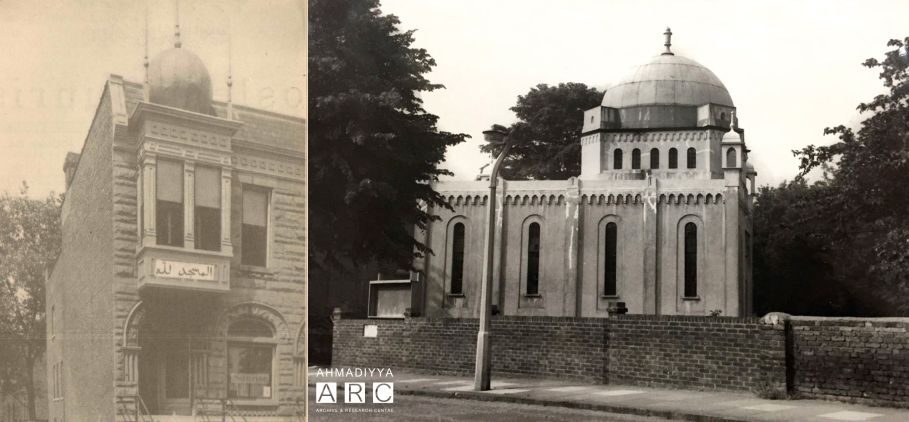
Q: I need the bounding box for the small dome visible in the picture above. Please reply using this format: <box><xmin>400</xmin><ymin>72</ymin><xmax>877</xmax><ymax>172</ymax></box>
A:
<box><xmin>148</xmin><ymin>47</ymin><xmax>214</xmax><ymax>115</ymax></box>
<box><xmin>602</xmin><ymin>54</ymin><xmax>733</xmax><ymax>109</ymax></box>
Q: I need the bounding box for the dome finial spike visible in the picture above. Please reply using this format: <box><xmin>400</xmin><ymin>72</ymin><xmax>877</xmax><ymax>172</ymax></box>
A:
<box><xmin>143</xmin><ymin>4</ymin><xmax>150</xmax><ymax>101</ymax></box>
<box><xmin>227</xmin><ymin>20</ymin><xmax>234</xmax><ymax>119</ymax></box>
<box><xmin>174</xmin><ymin>0</ymin><xmax>182</xmax><ymax>48</ymax></box>
<box><xmin>663</xmin><ymin>27</ymin><xmax>673</xmax><ymax>55</ymax></box>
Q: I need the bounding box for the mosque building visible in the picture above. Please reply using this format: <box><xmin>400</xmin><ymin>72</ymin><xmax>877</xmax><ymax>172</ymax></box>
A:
<box><xmin>45</xmin><ymin>18</ymin><xmax>305</xmax><ymax>421</ymax></box>
<box><xmin>410</xmin><ymin>29</ymin><xmax>756</xmax><ymax>318</ymax></box>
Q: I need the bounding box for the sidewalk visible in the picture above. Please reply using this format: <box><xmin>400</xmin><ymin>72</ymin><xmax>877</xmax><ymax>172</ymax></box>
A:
<box><xmin>309</xmin><ymin>367</ymin><xmax>909</xmax><ymax>422</ymax></box>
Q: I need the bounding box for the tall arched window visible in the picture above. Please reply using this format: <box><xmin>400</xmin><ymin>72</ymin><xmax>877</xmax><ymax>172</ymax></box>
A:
<box><xmin>604</xmin><ymin>222</ymin><xmax>617</xmax><ymax>296</ymax></box>
<box><xmin>526</xmin><ymin>222</ymin><xmax>541</xmax><ymax>295</ymax></box>
<box><xmin>686</xmin><ymin>148</ymin><xmax>697</xmax><ymax>169</ymax></box>
<box><xmin>450</xmin><ymin>222</ymin><xmax>465</xmax><ymax>294</ymax></box>
<box><xmin>650</xmin><ymin>148</ymin><xmax>660</xmax><ymax>169</ymax></box>
<box><xmin>631</xmin><ymin>149</ymin><xmax>641</xmax><ymax>169</ymax></box>
<box><xmin>684</xmin><ymin>222</ymin><xmax>698</xmax><ymax>297</ymax></box>
<box><xmin>726</xmin><ymin>147</ymin><xmax>737</xmax><ymax>168</ymax></box>
<box><xmin>227</xmin><ymin>318</ymin><xmax>276</xmax><ymax>400</ymax></box>
<box><xmin>613</xmin><ymin>149</ymin><xmax>623</xmax><ymax>170</ymax></box>
<box><xmin>669</xmin><ymin>148</ymin><xmax>678</xmax><ymax>169</ymax></box>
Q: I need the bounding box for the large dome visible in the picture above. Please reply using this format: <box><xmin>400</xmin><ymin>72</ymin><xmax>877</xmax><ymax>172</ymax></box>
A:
<box><xmin>148</xmin><ymin>47</ymin><xmax>214</xmax><ymax>115</ymax></box>
<box><xmin>602</xmin><ymin>54</ymin><xmax>733</xmax><ymax>109</ymax></box>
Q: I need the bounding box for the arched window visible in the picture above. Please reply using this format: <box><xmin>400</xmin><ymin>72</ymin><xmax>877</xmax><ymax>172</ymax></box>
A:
<box><xmin>227</xmin><ymin>318</ymin><xmax>276</xmax><ymax>400</ymax></box>
<box><xmin>526</xmin><ymin>222</ymin><xmax>541</xmax><ymax>295</ymax></box>
<box><xmin>668</xmin><ymin>148</ymin><xmax>678</xmax><ymax>169</ymax></box>
<box><xmin>631</xmin><ymin>149</ymin><xmax>641</xmax><ymax>169</ymax></box>
<box><xmin>604</xmin><ymin>222</ymin><xmax>617</xmax><ymax>296</ymax></box>
<box><xmin>450</xmin><ymin>222</ymin><xmax>465</xmax><ymax>294</ymax></box>
<box><xmin>650</xmin><ymin>148</ymin><xmax>660</xmax><ymax>169</ymax></box>
<box><xmin>726</xmin><ymin>147</ymin><xmax>737</xmax><ymax>168</ymax></box>
<box><xmin>613</xmin><ymin>149</ymin><xmax>623</xmax><ymax>170</ymax></box>
<box><xmin>684</xmin><ymin>222</ymin><xmax>698</xmax><ymax>297</ymax></box>
<box><xmin>686</xmin><ymin>148</ymin><xmax>697</xmax><ymax>169</ymax></box>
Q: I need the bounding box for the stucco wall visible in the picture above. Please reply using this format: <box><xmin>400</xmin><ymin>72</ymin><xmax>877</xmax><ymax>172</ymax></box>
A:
<box><xmin>422</xmin><ymin>177</ymin><xmax>746</xmax><ymax>318</ymax></box>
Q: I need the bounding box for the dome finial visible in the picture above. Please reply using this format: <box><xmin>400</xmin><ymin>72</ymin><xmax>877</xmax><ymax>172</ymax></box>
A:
<box><xmin>663</xmin><ymin>27</ymin><xmax>673</xmax><ymax>55</ymax></box>
<box><xmin>173</xmin><ymin>0</ymin><xmax>182</xmax><ymax>48</ymax></box>
<box><xmin>227</xmin><ymin>21</ymin><xmax>234</xmax><ymax>119</ymax></box>
<box><xmin>143</xmin><ymin>5</ymin><xmax>150</xmax><ymax>101</ymax></box>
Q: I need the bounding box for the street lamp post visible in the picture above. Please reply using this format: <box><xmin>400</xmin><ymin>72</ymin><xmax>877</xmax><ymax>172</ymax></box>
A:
<box><xmin>475</xmin><ymin>124</ymin><xmax>512</xmax><ymax>391</ymax></box>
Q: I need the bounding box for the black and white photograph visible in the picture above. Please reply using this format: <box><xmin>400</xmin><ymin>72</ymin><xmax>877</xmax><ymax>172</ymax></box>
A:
<box><xmin>308</xmin><ymin>0</ymin><xmax>909</xmax><ymax>421</ymax></box>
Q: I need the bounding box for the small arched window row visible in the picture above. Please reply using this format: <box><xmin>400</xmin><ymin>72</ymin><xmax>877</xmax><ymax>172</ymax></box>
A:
<box><xmin>611</xmin><ymin>147</ymin><xmax>696</xmax><ymax>170</ymax></box>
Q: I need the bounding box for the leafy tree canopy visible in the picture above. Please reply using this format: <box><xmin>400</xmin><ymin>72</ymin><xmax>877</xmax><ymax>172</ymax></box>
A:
<box><xmin>0</xmin><ymin>183</ymin><xmax>61</xmax><ymax>418</ymax></box>
<box><xmin>309</xmin><ymin>0</ymin><xmax>467</xmax><ymax>269</ymax></box>
<box><xmin>756</xmin><ymin>37</ymin><xmax>909</xmax><ymax>315</ymax></box>
<box><xmin>481</xmin><ymin>83</ymin><xmax>602</xmax><ymax>180</ymax></box>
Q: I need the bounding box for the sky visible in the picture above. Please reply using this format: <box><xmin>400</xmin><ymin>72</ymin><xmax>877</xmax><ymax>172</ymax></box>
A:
<box><xmin>380</xmin><ymin>0</ymin><xmax>907</xmax><ymax>186</ymax></box>
<box><xmin>0</xmin><ymin>0</ymin><xmax>305</xmax><ymax>197</ymax></box>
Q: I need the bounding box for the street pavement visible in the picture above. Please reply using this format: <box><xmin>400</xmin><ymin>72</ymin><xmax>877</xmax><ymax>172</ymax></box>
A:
<box><xmin>308</xmin><ymin>367</ymin><xmax>909</xmax><ymax>421</ymax></box>
<box><xmin>310</xmin><ymin>387</ymin><xmax>674</xmax><ymax>421</ymax></box>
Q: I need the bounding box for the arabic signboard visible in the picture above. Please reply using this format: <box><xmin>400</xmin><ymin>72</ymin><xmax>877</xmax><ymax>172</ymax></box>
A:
<box><xmin>153</xmin><ymin>259</ymin><xmax>216</xmax><ymax>281</ymax></box>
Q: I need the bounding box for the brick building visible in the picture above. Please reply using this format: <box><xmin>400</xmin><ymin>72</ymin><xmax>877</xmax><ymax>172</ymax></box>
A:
<box><xmin>413</xmin><ymin>29</ymin><xmax>756</xmax><ymax>318</ymax></box>
<box><xmin>45</xmin><ymin>31</ymin><xmax>305</xmax><ymax>420</ymax></box>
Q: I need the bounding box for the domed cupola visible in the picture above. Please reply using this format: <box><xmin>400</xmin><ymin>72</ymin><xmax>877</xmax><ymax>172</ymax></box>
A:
<box><xmin>596</xmin><ymin>28</ymin><xmax>735</xmax><ymax>129</ymax></box>
<box><xmin>147</xmin><ymin>41</ymin><xmax>215</xmax><ymax>115</ymax></box>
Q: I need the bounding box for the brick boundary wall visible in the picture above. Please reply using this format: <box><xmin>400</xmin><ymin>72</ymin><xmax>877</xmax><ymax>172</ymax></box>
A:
<box><xmin>607</xmin><ymin>315</ymin><xmax>787</xmax><ymax>392</ymax></box>
<box><xmin>332</xmin><ymin>314</ymin><xmax>909</xmax><ymax>407</ymax></box>
<box><xmin>332</xmin><ymin>317</ymin><xmax>608</xmax><ymax>382</ymax></box>
<box><xmin>790</xmin><ymin>317</ymin><xmax>909</xmax><ymax>408</ymax></box>
<box><xmin>332</xmin><ymin>315</ymin><xmax>783</xmax><ymax>390</ymax></box>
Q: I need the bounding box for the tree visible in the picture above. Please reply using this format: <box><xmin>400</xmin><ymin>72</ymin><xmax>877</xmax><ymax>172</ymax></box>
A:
<box><xmin>789</xmin><ymin>37</ymin><xmax>909</xmax><ymax>315</ymax></box>
<box><xmin>0</xmin><ymin>183</ymin><xmax>61</xmax><ymax>420</ymax></box>
<box><xmin>308</xmin><ymin>0</ymin><xmax>467</xmax><ymax>270</ymax></box>
<box><xmin>481</xmin><ymin>83</ymin><xmax>603</xmax><ymax>180</ymax></box>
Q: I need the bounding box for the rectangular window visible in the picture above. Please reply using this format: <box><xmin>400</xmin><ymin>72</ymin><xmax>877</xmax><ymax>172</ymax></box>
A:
<box><xmin>450</xmin><ymin>223</ymin><xmax>465</xmax><ymax>294</ymax></box>
<box><xmin>242</xmin><ymin>187</ymin><xmax>268</xmax><ymax>266</ymax></box>
<box><xmin>156</xmin><ymin>159</ymin><xmax>184</xmax><ymax>247</ymax></box>
<box><xmin>604</xmin><ymin>222</ymin><xmax>617</xmax><ymax>296</ymax></box>
<box><xmin>526</xmin><ymin>223</ymin><xmax>541</xmax><ymax>295</ymax></box>
<box><xmin>227</xmin><ymin>343</ymin><xmax>273</xmax><ymax>399</ymax></box>
<box><xmin>194</xmin><ymin>166</ymin><xmax>221</xmax><ymax>251</ymax></box>
<box><xmin>684</xmin><ymin>222</ymin><xmax>698</xmax><ymax>297</ymax></box>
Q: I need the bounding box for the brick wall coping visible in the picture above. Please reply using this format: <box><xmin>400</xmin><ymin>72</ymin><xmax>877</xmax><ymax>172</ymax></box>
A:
<box><xmin>790</xmin><ymin>316</ymin><xmax>909</xmax><ymax>323</ymax></box>
<box><xmin>335</xmin><ymin>315</ymin><xmax>768</xmax><ymax>324</ymax></box>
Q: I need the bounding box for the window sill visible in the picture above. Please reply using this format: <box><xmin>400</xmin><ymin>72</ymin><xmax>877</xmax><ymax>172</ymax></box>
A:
<box><xmin>600</xmin><ymin>295</ymin><xmax>620</xmax><ymax>300</ymax></box>
<box><xmin>682</xmin><ymin>296</ymin><xmax>701</xmax><ymax>301</ymax></box>
<box><xmin>138</xmin><ymin>244</ymin><xmax>233</xmax><ymax>259</ymax></box>
<box><xmin>446</xmin><ymin>293</ymin><xmax>465</xmax><ymax>298</ymax></box>
<box><xmin>522</xmin><ymin>293</ymin><xmax>542</xmax><ymax>298</ymax></box>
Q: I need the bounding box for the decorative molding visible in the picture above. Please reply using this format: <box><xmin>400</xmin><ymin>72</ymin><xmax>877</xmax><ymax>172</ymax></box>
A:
<box><xmin>233</xmin><ymin>155</ymin><xmax>305</xmax><ymax>181</ymax></box>
<box><xmin>145</xmin><ymin>121</ymin><xmax>231</xmax><ymax>151</ymax></box>
<box><xmin>580</xmin><ymin>192</ymin><xmax>724</xmax><ymax>205</ymax></box>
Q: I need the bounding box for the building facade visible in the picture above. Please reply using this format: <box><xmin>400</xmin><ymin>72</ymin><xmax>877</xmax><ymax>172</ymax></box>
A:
<box><xmin>45</xmin><ymin>38</ymin><xmax>305</xmax><ymax>420</ymax></box>
<box><xmin>415</xmin><ymin>30</ymin><xmax>756</xmax><ymax>318</ymax></box>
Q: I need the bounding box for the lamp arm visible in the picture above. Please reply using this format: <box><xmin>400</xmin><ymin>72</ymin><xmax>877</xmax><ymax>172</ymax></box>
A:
<box><xmin>488</xmin><ymin>139</ymin><xmax>512</xmax><ymax>188</ymax></box>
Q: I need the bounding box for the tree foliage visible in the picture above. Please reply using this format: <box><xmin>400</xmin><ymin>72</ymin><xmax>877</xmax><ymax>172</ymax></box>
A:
<box><xmin>755</xmin><ymin>37</ymin><xmax>909</xmax><ymax>316</ymax></box>
<box><xmin>308</xmin><ymin>0</ymin><xmax>467</xmax><ymax>269</ymax></box>
<box><xmin>0</xmin><ymin>184</ymin><xmax>61</xmax><ymax>419</ymax></box>
<box><xmin>482</xmin><ymin>83</ymin><xmax>602</xmax><ymax>180</ymax></box>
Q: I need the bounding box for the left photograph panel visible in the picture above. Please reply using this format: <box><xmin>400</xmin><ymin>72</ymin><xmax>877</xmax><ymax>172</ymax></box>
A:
<box><xmin>0</xmin><ymin>1</ymin><xmax>306</xmax><ymax>421</ymax></box>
